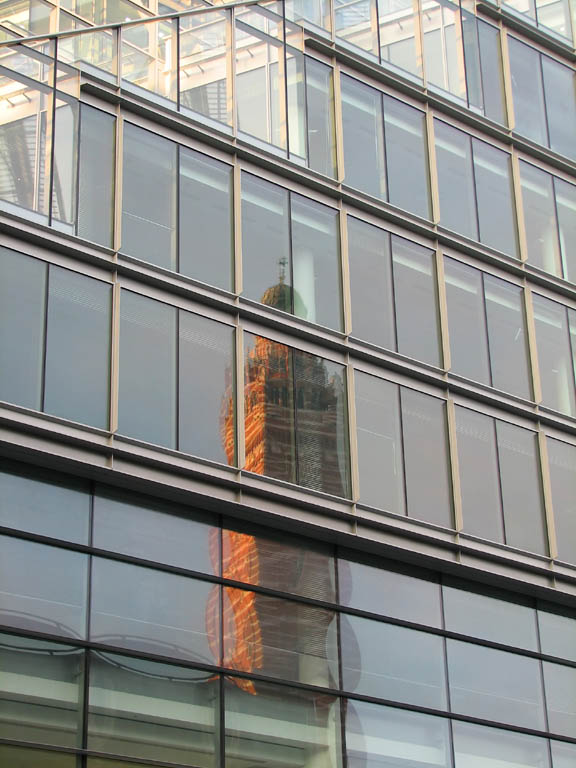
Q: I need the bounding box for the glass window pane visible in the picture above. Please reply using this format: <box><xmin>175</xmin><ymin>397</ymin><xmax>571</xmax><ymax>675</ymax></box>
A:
<box><xmin>121</xmin><ymin>123</ymin><xmax>176</xmax><ymax>270</ymax></box>
<box><xmin>118</xmin><ymin>291</ymin><xmax>177</xmax><ymax>448</ymax></box>
<box><xmin>543</xmin><ymin>661</ymin><xmax>576</xmax><ymax>738</ymax></box>
<box><xmin>509</xmin><ymin>39</ymin><xmax>548</xmax><ymax>146</ymax></box>
<box><xmin>0</xmin><ymin>535</ymin><xmax>87</xmax><ymax>638</ymax></box>
<box><xmin>179</xmin><ymin>149</ymin><xmax>233</xmax><ymax>290</ymax></box>
<box><xmin>533</xmin><ymin>294</ymin><xmax>576</xmax><ymax>417</ymax></box>
<box><xmin>542</xmin><ymin>57</ymin><xmax>576</xmax><ymax>161</ymax></box>
<box><xmin>551</xmin><ymin>740</ymin><xmax>576</xmax><ymax>767</ymax></box>
<box><xmin>341</xmin><ymin>615</ymin><xmax>447</xmax><ymax>708</ymax></box>
<box><xmin>556</xmin><ymin>177</ymin><xmax>576</xmax><ymax>284</ymax></box>
<box><xmin>453</xmin><ymin>721</ymin><xmax>550</xmax><ymax>768</ymax></box>
<box><xmin>44</xmin><ymin>266</ymin><xmax>111</xmax><ymax>429</ymax></box>
<box><xmin>346</xmin><ymin>699</ymin><xmax>451</xmax><ymax>768</ymax></box>
<box><xmin>401</xmin><ymin>388</ymin><xmax>453</xmax><ymax>528</ymax></box>
<box><xmin>90</xmin><ymin>558</ymin><xmax>217</xmax><ymax>663</ymax></box>
<box><xmin>88</xmin><ymin>651</ymin><xmax>218</xmax><ymax>766</ymax></box>
<box><xmin>392</xmin><ymin>236</ymin><xmax>441</xmax><ymax>365</ymax></box>
<box><xmin>93</xmin><ymin>487</ymin><xmax>217</xmax><ymax>573</ymax></box>
<box><xmin>0</xmin><ymin>633</ymin><xmax>83</xmax><ymax>747</ymax></box>
<box><xmin>478</xmin><ymin>20</ymin><xmax>506</xmax><ymax>124</ymax></box>
<box><xmin>348</xmin><ymin>217</ymin><xmax>395</xmax><ymax>349</ymax></box>
<box><xmin>0</xmin><ymin>745</ymin><xmax>78</xmax><ymax>768</ymax></box>
<box><xmin>51</xmin><ymin>101</ymin><xmax>78</xmax><ymax>225</ymax></box>
<box><xmin>0</xmin><ymin>462</ymin><xmax>89</xmax><ymax>543</ymax></box>
<box><xmin>497</xmin><ymin>420</ymin><xmax>547</xmax><ymax>554</ymax></box>
<box><xmin>77</xmin><ymin>105</ymin><xmax>115</xmax><ymax>247</ymax></box>
<box><xmin>0</xmin><ymin>247</ymin><xmax>46</xmax><ymax>410</ymax></box>
<box><xmin>447</xmin><ymin>639</ymin><xmax>546</xmax><ymax>729</ymax></box>
<box><xmin>179</xmin><ymin>311</ymin><xmax>235</xmax><ymax>464</ymax></box>
<box><xmin>473</xmin><ymin>139</ymin><xmax>518</xmax><ymax>256</ymax></box>
<box><xmin>547</xmin><ymin>438</ymin><xmax>576</xmax><ymax>564</ymax></box>
<box><xmin>225</xmin><ymin>677</ymin><xmax>341</xmax><ymax>768</ymax></box>
<box><xmin>520</xmin><ymin>162</ymin><xmax>562</xmax><ymax>275</ymax></box>
<box><xmin>305</xmin><ymin>57</ymin><xmax>336</xmax><ymax>177</ymax></box>
<box><xmin>291</xmin><ymin>194</ymin><xmax>342</xmax><ymax>330</ymax></box>
<box><xmin>538</xmin><ymin>603</ymin><xmax>576</xmax><ymax>662</ymax></box>
<box><xmin>435</xmin><ymin>120</ymin><xmax>477</xmax><ymax>240</ymax></box>
<box><xmin>355</xmin><ymin>371</ymin><xmax>404</xmax><ymax>515</ymax></box>
<box><xmin>384</xmin><ymin>96</ymin><xmax>431</xmax><ymax>218</ymax></box>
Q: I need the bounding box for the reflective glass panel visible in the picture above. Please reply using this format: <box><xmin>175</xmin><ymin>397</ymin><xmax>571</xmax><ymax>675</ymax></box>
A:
<box><xmin>77</xmin><ymin>105</ymin><xmax>115</xmax><ymax>247</ymax></box>
<box><xmin>543</xmin><ymin>661</ymin><xmax>576</xmax><ymax>738</ymax></box>
<box><xmin>538</xmin><ymin>603</ymin><xmax>576</xmax><ymax>662</ymax></box>
<box><xmin>533</xmin><ymin>294</ymin><xmax>576</xmax><ymax>417</ymax></box>
<box><xmin>478</xmin><ymin>20</ymin><xmax>506</xmax><ymax>124</ymax></box>
<box><xmin>435</xmin><ymin>121</ymin><xmax>477</xmax><ymax>240</ymax></box>
<box><xmin>551</xmin><ymin>739</ymin><xmax>576</xmax><ymax>767</ymax></box>
<box><xmin>547</xmin><ymin>437</ymin><xmax>576</xmax><ymax>564</ymax></box>
<box><xmin>0</xmin><ymin>745</ymin><xmax>78</xmax><ymax>767</ymax></box>
<box><xmin>453</xmin><ymin>721</ymin><xmax>550</xmax><ymax>768</ymax></box>
<box><xmin>556</xmin><ymin>178</ymin><xmax>576</xmax><ymax>284</ymax></box>
<box><xmin>509</xmin><ymin>39</ymin><xmax>548</xmax><ymax>146</ymax></box>
<box><xmin>305</xmin><ymin>57</ymin><xmax>336</xmax><ymax>177</ymax></box>
<box><xmin>473</xmin><ymin>140</ymin><xmax>518</xmax><ymax>256</ymax></box>
<box><xmin>520</xmin><ymin>162</ymin><xmax>562</xmax><ymax>276</ymax></box>
<box><xmin>542</xmin><ymin>57</ymin><xmax>576</xmax><ymax>161</ymax></box>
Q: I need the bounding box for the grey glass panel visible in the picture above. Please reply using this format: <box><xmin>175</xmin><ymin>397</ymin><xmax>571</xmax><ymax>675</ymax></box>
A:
<box><xmin>509</xmin><ymin>39</ymin><xmax>548</xmax><ymax>146</ymax></box>
<box><xmin>346</xmin><ymin>699</ymin><xmax>451</xmax><ymax>768</ymax></box>
<box><xmin>401</xmin><ymin>388</ymin><xmax>453</xmax><ymax>528</ymax></box>
<box><xmin>443</xmin><ymin>582</ymin><xmax>538</xmax><ymax>649</ymax></box>
<box><xmin>338</xmin><ymin>554</ymin><xmax>442</xmax><ymax>627</ymax></box>
<box><xmin>223</xmin><ymin>588</ymin><xmax>338</xmax><ymax>687</ymax></box>
<box><xmin>542</xmin><ymin>57</ymin><xmax>576</xmax><ymax>161</ymax></box>
<box><xmin>0</xmin><ymin>633</ymin><xmax>83</xmax><ymax>747</ymax></box>
<box><xmin>241</xmin><ymin>175</ymin><xmax>291</xmax><ymax>311</ymax></box>
<box><xmin>305</xmin><ymin>57</ymin><xmax>336</xmax><ymax>177</ymax></box>
<box><xmin>88</xmin><ymin>651</ymin><xmax>218</xmax><ymax>766</ymax></box>
<box><xmin>435</xmin><ymin>120</ymin><xmax>477</xmax><ymax>240</ymax></box>
<box><xmin>0</xmin><ymin>535</ymin><xmax>87</xmax><ymax>638</ymax></box>
<box><xmin>341</xmin><ymin>615</ymin><xmax>446</xmax><ymax>708</ymax></box>
<box><xmin>473</xmin><ymin>140</ymin><xmax>518</xmax><ymax>256</ymax></box>
<box><xmin>118</xmin><ymin>291</ymin><xmax>177</xmax><ymax>448</ymax></box>
<box><xmin>243</xmin><ymin>333</ymin><xmax>296</xmax><ymax>483</ymax></box>
<box><xmin>392</xmin><ymin>236</ymin><xmax>441</xmax><ymax>365</ymax></box>
<box><xmin>543</xmin><ymin>661</ymin><xmax>576</xmax><ymax>738</ymax></box>
<box><xmin>551</xmin><ymin>739</ymin><xmax>576</xmax><ymax>767</ymax></box>
<box><xmin>445</xmin><ymin>258</ymin><xmax>490</xmax><ymax>384</ymax></box>
<box><xmin>225</xmin><ymin>677</ymin><xmax>341</xmax><ymax>768</ymax></box>
<box><xmin>0</xmin><ymin>248</ymin><xmax>45</xmax><ymax>410</ymax></box>
<box><xmin>341</xmin><ymin>75</ymin><xmax>386</xmax><ymax>199</ymax></box>
<box><xmin>121</xmin><ymin>123</ymin><xmax>176</xmax><ymax>270</ymax></box>
<box><xmin>93</xmin><ymin>488</ymin><xmax>216</xmax><ymax>573</ymax></box>
<box><xmin>447</xmin><ymin>639</ymin><xmax>546</xmax><ymax>729</ymax></box>
<box><xmin>179</xmin><ymin>311</ymin><xmax>235</xmax><ymax>464</ymax></box>
<box><xmin>556</xmin><ymin>178</ymin><xmax>576</xmax><ymax>284</ymax></box>
<box><xmin>497</xmin><ymin>420</ymin><xmax>547</xmax><ymax>554</ymax></box>
<box><xmin>547</xmin><ymin>438</ymin><xmax>576</xmax><ymax>564</ymax></box>
<box><xmin>90</xmin><ymin>558</ymin><xmax>217</xmax><ymax>663</ymax></box>
<box><xmin>453</xmin><ymin>721</ymin><xmax>550</xmax><ymax>768</ymax></box>
<box><xmin>348</xmin><ymin>217</ymin><xmax>394</xmax><ymax>349</ymax></box>
<box><xmin>520</xmin><ymin>162</ymin><xmax>561</xmax><ymax>275</ymax></box>
<box><xmin>485</xmin><ymin>275</ymin><xmax>531</xmax><ymax>397</ymax></box>
<box><xmin>384</xmin><ymin>96</ymin><xmax>430</xmax><ymax>218</ymax></box>
<box><xmin>0</xmin><ymin>745</ymin><xmax>78</xmax><ymax>768</ymax></box>
<box><xmin>0</xmin><ymin>463</ymin><xmax>89</xmax><ymax>543</ymax></box>
<box><xmin>179</xmin><ymin>149</ymin><xmax>233</xmax><ymax>290</ymax></box>
<box><xmin>51</xmin><ymin>101</ymin><xmax>77</xmax><ymax>225</ymax></box>
<box><xmin>44</xmin><ymin>266</ymin><xmax>111</xmax><ymax>428</ymax></box>
<box><xmin>533</xmin><ymin>294</ymin><xmax>576</xmax><ymax>417</ymax></box>
<box><xmin>539</xmin><ymin>604</ymin><xmax>576</xmax><ymax>662</ymax></box>
<box><xmin>294</xmin><ymin>349</ymin><xmax>350</xmax><ymax>498</ymax></box>
<box><xmin>77</xmin><ymin>105</ymin><xmax>115</xmax><ymax>247</ymax></box>
<box><xmin>355</xmin><ymin>372</ymin><xmax>404</xmax><ymax>514</ymax></box>
<box><xmin>478</xmin><ymin>20</ymin><xmax>506</xmax><ymax>124</ymax></box>
<box><xmin>291</xmin><ymin>194</ymin><xmax>342</xmax><ymax>330</ymax></box>
<box><xmin>455</xmin><ymin>407</ymin><xmax>504</xmax><ymax>542</ymax></box>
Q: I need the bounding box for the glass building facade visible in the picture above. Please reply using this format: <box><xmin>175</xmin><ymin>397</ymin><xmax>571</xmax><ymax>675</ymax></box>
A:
<box><xmin>0</xmin><ymin>0</ymin><xmax>575</xmax><ymax>765</ymax></box>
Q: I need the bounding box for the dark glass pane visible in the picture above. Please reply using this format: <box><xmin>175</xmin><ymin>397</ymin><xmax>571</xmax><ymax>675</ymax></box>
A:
<box><xmin>93</xmin><ymin>487</ymin><xmax>217</xmax><ymax>573</ymax></box>
<box><xmin>348</xmin><ymin>217</ymin><xmax>394</xmax><ymax>349</ymax></box>
<box><xmin>121</xmin><ymin>123</ymin><xmax>177</xmax><ymax>270</ymax></box>
<box><xmin>478</xmin><ymin>20</ymin><xmax>506</xmax><ymax>124</ymax></box>
<box><xmin>497</xmin><ymin>420</ymin><xmax>547</xmax><ymax>554</ymax></box>
<box><xmin>294</xmin><ymin>349</ymin><xmax>350</xmax><ymax>497</ymax></box>
<box><xmin>435</xmin><ymin>120</ymin><xmax>477</xmax><ymax>240</ymax></box>
<box><xmin>90</xmin><ymin>558</ymin><xmax>217</xmax><ymax>663</ymax></box>
<box><xmin>473</xmin><ymin>140</ymin><xmax>519</xmax><ymax>256</ymax></box>
<box><xmin>447</xmin><ymin>639</ymin><xmax>546</xmax><ymax>729</ymax></box>
<box><xmin>354</xmin><ymin>371</ymin><xmax>404</xmax><ymax>514</ymax></box>
<box><xmin>542</xmin><ymin>57</ymin><xmax>576</xmax><ymax>161</ymax></box>
<box><xmin>341</xmin><ymin>615</ymin><xmax>447</xmax><ymax>708</ymax></box>
<box><xmin>243</xmin><ymin>333</ymin><xmax>296</xmax><ymax>483</ymax></box>
<box><xmin>547</xmin><ymin>437</ymin><xmax>576</xmax><ymax>564</ymax></box>
<box><xmin>0</xmin><ymin>745</ymin><xmax>78</xmax><ymax>768</ymax></box>
<box><xmin>0</xmin><ymin>535</ymin><xmax>87</xmax><ymax>638</ymax></box>
<box><xmin>291</xmin><ymin>194</ymin><xmax>342</xmax><ymax>330</ymax></box>
<box><xmin>401</xmin><ymin>388</ymin><xmax>453</xmax><ymax>528</ymax></box>
<box><xmin>520</xmin><ymin>162</ymin><xmax>562</xmax><ymax>275</ymax></box>
<box><xmin>0</xmin><ymin>462</ymin><xmax>89</xmax><ymax>544</ymax></box>
<box><xmin>0</xmin><ymin>247</ymin><xmax>45</xmax><ymax>410</ymax></box>
<box><xmin>225</xmin><ymin>677</ymin><xmax>341</xmax><ymax>768</ymax></box>
<box><xmin>455</xmin><ymin>407</ymin><xmax>504</xmax><ymax>542</ymax></box>
<box><xmin>445</xmin><ymin>258</ymin><xmax>490</xmax><ymax>384</ymax></box>
<box><xmin>179</xmin><ymin>149</ymin><xmax>233</xmax><ymax>290</ymax></box>
<box><xmin>179</xmin><ymin>311</ymin><xmax>235</xmax><ymax>464</ymax></box>
<box><xmin>88</xmin><ymin>651</ymin><xmax>218</xmax><ymax>766</ymax></box>
<box><xmin>509</xmin><ymin>39</ymin><xmax>548</xmax><ymax>145</ymax></box>
<box><xmin>77</xmin><ymin>105</ymin><xmax>115</xmax><ymax>247</ymax></box>
<box><xmin>118</xmin><ymin>291</ymin><xmax>177</xmax><ymax>448</ymax></box>
<box><xmin>392</xmin><ymin>236</ymin><xmax>441</xmax><ymax>365</ymax></box>
<box><xmin>453</xmin><ymin>721</ymin><xmax>550</xmax><ymax>768</ymax></box>
<box><xmin>543</xmin><ymin>661</ymin><xmax>576</xmax><ymax>738</ymax></box>
<box><xmin>346</xmin><ymin>699</ymin><xmax>451</xmax><ymax>768</ymax></box>
<box><xmin>341</xmin><ymin>75</ymin><xmax>386</xmax><ymax>199</ymax></box>
<box><xmin>0</xmin><ymin>633</ymin><xmax>83</xmax><ymax>747</ymax></box>
<box><xmin>305</xmin><ymin>57</ymin><xmax>336</xmax><ymax>177</ymax></box>
<box><xmin>556</xmin><ymin>178</ymin><xmax>576</xmax><ymax>284</ymax></box>
<box><xmin>223</xmin><ymin>588</ymin><xmax>338</xmax><ymax>687</ymax></box>
<box><xmin>533</xmin><ymin>294</ymin><xmax>576</xmax><ymax>417</ymax></box>
<box><xmin>384</xmin><ymin>96</ymin><xmax>430</xmax><ymax>218</ymax></box>
<box><xmin>538</xmin><ymin>603</ymin><xmax>576</xmax><ymax>662</ymax></box>
<box><xmin>44</xmin><ymin>266</ymin><xmax>111</xmax><ymax>428</ymax></box>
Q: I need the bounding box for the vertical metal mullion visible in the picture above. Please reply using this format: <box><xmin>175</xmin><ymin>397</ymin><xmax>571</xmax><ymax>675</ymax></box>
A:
<box><xmin>346</xmin><ymin>360</ymin><xmax>360</xmax><ymax>504</ymax></box>
<box><xmin>233</xmin><ymin>162</ymin><xmax>242</xmax><ymax>297</ymax></box>
<box><xmin>538</xmin><ymin>52</ymin><xmax>552</xmax><ymax>150</ymax></box>
<box><xmin>492</xmin><ymin>418</ymin><xmax>509</xmax><ymax>546</ymax></box>
<box><xmin>552</xmin><ymin>177</ymin><xmax>567</xmax><ymax>280</ymax></box>
<box><xmin>292</xmin><ymin>345</ymin><xmax>299</xmax><ymax>486</ymax></box>
<box><xmin>469</xmin><ymin>137</ymin><xmax>482</xmax><ymax>244</ymax></box>
<box><xmin>340</xmin><ymin>208</ymin><xmax>352</xmax><ymax>338</ymax></box>
<box><xmin>109</xmin><ymin>277</ymin><xmax>121</xmax><ymax>435</ymax></box>
<box><xmin>40</xmin><ymin>264</ymin><xmax>50</xmax><ymax>413</ymax></box>
<box><xmin>425</xmin><ymin>110</ymin><xmax>441</xmax><ymax>225</ymax></box>
<box><xmin>175</xmin><ymin>307</ymin><xmax>180</xmax><ymax>452</ymax></box>
<box><xmin>228</xmin><ymin>8</ymin><xmax>236</xmax><ymax>134</ymax></box>
<box><xmin>235</xmin><ymin>320</ymin><xmax>245</xmax><ymax>472</ymax></box>
<box><xmin>47</xmin><ymin>37</ymin><xmax>58</xmax><ymax>225</ymax></box>
<box><xmin>334</xmin><ymin>543</ymin><xmax>348</xmax><ymax>768</ymax></box>
<box><xmin>372</xmin><ymin>0</ymin><xmax>382</xmax><ymax>61</ymax></box>
<box><xmin>175</xmin><ymin>16</ymin><xmax>181</xmax><ymax>111</ymax></box>
<box><xmin>480</xmin><ymin>272</ymin><xmax>495</xmax><ymax>389</ymax></box>
<box><xmin>510</xmin><ymin>149</ymin><xmax>527</xmax><ymax>263</ymax></box>
<box><xmin>435</xmin><ymin>244</ymin><xmax>451</xmax><ymax>372</ymax></box>
<box><xmin>397</xmin><ymin>384</ymin><xmax>409</xmax><ymax>519</ymax></box>
<box><xmin>446</xmin><ymin>397</ymin><xmax>463</xmax><ymax>533</ymax></box>
<box><xmin>112</xmin><ymin>109</ymin><xmax>123</xmax><ymax>255</ymax></box>
<box><xmin>288</xmin><ymin>191</ymin><xmax>295</xmax><ymax>315</ymax></box>
<box><xmin>525</xmin><ymin>286</ymin><xmax>543</xmax><ymax>405</ymax></box>
<box><xmin>176</xmin><ymin>144</ymin><xmax>181</xmax><ymax>274</ymax></box>
<box><xmin>332</xmin><ymin>61</ymin><xmax>346</xmax><ymax>185</ymax></box>
<box><xmin>388</xmin><ymin>233</ymin><xmax>400</xmax><ymax>353</ymax></box>
<box><xmin>439</xmin><ymin>576</ymin><xmax>456</xmax><ymax>768</ymax></box>
<box><xmin>380</xmin><ymin>92</ymin><xmax>389</xmax><ymax>203</ymax></box>
<box><xmin>538</xmin><ymin>430</ymin><xmax>558</xmax><ymax>561</ymax></box>
<box><xmin>82</xmin><ymin>487</ymin><xmax>94</xmax><ymax>756</ymax></box>
<box><xmin>73</xmin><ymin>102</ymin><xmax>83</xmax><ymax>236</ymax></box>
<box><xmin>500</xmin><ymin>28</ymin><xmax>514</xmax><ymax>131</ymax></box>
<box><xmin>218</xmin><ymin>528</ymin><xmax>226</xmax><ymax>768</ymax></box>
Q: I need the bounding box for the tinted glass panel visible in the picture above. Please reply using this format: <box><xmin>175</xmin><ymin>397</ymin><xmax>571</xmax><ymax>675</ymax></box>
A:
<box><xmin>473</xmin><ymin>140</ymin><xmax>518</xmax><ymax>256</ymax></box>
<box><xmin>533</xmin><ymin>294</ymin><xmax>576</xmax><ymax>417</ymax></box>
<box><xmin>542</xmin><ymin>57</ymin><xmax>576</xmax><ymax>161</ymax></box>
<box><xmin>453</xmin><ymin>721</ymin><xmax>550</xmax><ymax>768</ymax></box>
<box><xmin>520</xmin><ymin>162</ymin><xmax>562</xmax><ymax>275</ymax></box>
<box><xmin>305</xmin><ymin>58</ymin><xmax>336</xmax><ymax>177</ymax></box>
<box><xmin>0</xmin><ymin>745</ymin><xmax>78</xmax><ymax>768</ymax></box>
<box><xmin>539</xmin><ymin>604</ymin><xmax>576</xmax><ymax>662</ymax></box>
<box><xmin>77</xmin><ymin>105</ymin><xmax>115</xmax><ymax>247</ymax></box>
<box><xmin>543</xmin><ymin>661</ymin><xmax>576</xmax><ymax>738</ymax></box>
<box><xmin>509</xmin><ymin>39</ymin><xmax>548</xmax><ymax>145</ymax></box>
<box><xmin>551</xmin><ymin>740</ymin><xmax>576</xmax><ymax>767</ymax></box>
<box><xmin>478</xmin><ymin>21</ymin><xmax>506</xmax><ymax>124</ymax></box>
<box><xmin>556</xmin><ymin>178</ymin><xmax>576</xmax><ymax>283</ymax></box>
<box><xmin>547</xmin><ymin>438</ymin><xmax>576</xmax><ymax>564</ymax></box>
<box><xmin>435</xmin><ymin>121</ymin><xmax>477</xmax><ymax>240</ymax></box>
